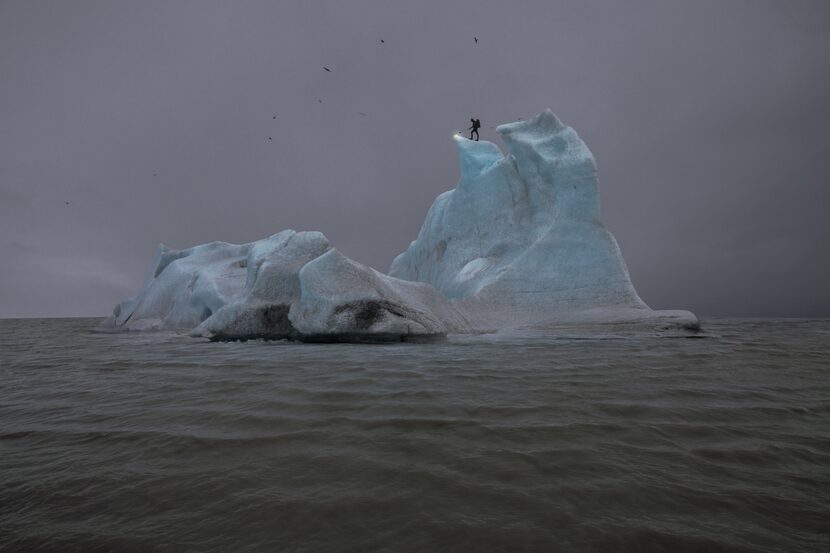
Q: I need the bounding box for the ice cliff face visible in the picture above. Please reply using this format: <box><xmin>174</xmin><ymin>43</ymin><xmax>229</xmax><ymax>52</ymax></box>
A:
<box><xmin>103</xmin><ymin>110</ymin><xmax>697</xmax><ymax>340</ymax></box>
<box><xmin>390</xmin><ymin>109</ymin><xmax>695</xmax><ymax>330</ymax></box>
<box><xmin>392</xmin><ymin>110</ymin><xmax>615</xmax><ymax>297</ymax></box>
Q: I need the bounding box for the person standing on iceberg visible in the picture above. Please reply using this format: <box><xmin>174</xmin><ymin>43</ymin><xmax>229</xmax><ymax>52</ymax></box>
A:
<box><xmin>469</xmin><ymin>118</ymin><xmax>481</xmax><ymax>141</ymax></box>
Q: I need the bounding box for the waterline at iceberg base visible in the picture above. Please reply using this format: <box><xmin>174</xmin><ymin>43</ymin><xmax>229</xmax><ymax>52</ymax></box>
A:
<box><xmin>102</xmin><ymin>110</ymin><xmax>699</xmax><ymax>341</ymax></box>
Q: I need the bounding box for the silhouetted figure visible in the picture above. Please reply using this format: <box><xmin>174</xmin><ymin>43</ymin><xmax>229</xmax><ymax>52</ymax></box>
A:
<box><xmin>474</xmin><ymin>37</ymin><xmax>478</xmax><ymax>43</ymax></box>
<box><xmin>323</xmin><ymin>66</ymin><xmax>331</xmax><ymax>72</ymax></box>
<box><xmin>380</xmin><ymin>39</ymin><xmax>385</xmax><ymax>43</ymax></box>
<box><xmin>469</xmin><ymin>118</ymin><xmax>481</xmax><ymax>141</ymax></box>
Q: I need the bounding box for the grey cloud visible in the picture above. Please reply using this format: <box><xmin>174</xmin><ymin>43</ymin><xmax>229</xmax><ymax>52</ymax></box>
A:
<box><xmin>1</xmin><ymin>0</ymin><xmax>828</xmax><ymax>318</ymax></box>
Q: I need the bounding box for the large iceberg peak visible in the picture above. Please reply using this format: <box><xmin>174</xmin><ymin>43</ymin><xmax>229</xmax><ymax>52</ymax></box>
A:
<box><xmin>391</xmin><ymin>109</ymin><xmax>697</xmax><ymax>330</ymax></box>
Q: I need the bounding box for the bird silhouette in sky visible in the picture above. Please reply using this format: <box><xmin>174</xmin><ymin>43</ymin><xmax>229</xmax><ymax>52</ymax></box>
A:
<box><xmin>380</xmin><ymin>39</ymin><xmax>385</xmax><ymax>43</ymax></box>
<box><xmin>474</xmin><ymin>37</ymin><xmax>478</xmax><ymax>43</ymax></box>
<box><xmin>323</xmin><ymin>66</ymin><xmax>331</xmax><ymax>72</ymax></box>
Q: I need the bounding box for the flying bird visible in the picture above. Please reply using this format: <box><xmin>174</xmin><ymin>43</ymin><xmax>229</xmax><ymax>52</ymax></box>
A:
<box><xmin>318</xmin><ymin>99</ymin><xmax>323</xmax><ymax>103</ymax></box>
<box><xmin>65</xmin><ymin>201</ymin><xmax>70</xmax><ymax>205</ymax></box>
<box><xmin>474</xmin><ymin>37</ymin><xmax>478</xmax><ymax>43</ymax></box>
<box><xmin>359</xmin><ymin>112</ymin><xmax>367</xmax><ymax>116</ymax></box>
<box><xmin>272</xmin><ymin>116</ymin><xmax>276</xmax><ymax>119</ymax></box>
<box><xmin>268</xmin><ymin>137</ymin><xmax>272</xmax><ymax>140</ymax></box>
<box><xmin>380</xmin><ymin>39</ymin><xmax>385</xmax><ymax>43</ymax></box>
<box><xmin>323</xmin><ymin>66</ymin><xmax>331</xmax><ymax>72</ymax></box>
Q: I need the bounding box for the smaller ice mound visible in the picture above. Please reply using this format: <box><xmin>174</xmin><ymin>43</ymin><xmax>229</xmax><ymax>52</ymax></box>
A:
<box><xmin>189</xmin><ymin>230</ymin><xmax>332</xmax><ymax>340</ymax></box>
<box><xmin>104</xmin><ymin>230</ymin><xmax>469</xmax><ymax>341</ymax></box>
<box><xmin>103</xmin><ymin>240</ymin><xmax>252</xmax><ymax>331</ymax></box>
<box><xmin>288</xmin><ymin>250</ymin><xmax>470</xmax><ymax>341</ymax></box>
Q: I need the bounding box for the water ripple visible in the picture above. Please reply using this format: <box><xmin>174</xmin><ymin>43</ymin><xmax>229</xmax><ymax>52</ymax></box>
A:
<box><xmin>0</xmin><ymin>317</ymin><xmax>828</xmax><ymax>552</ymax></box>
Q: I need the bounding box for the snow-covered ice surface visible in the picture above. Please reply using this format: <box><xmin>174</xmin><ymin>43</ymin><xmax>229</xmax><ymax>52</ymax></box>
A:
<box><xmin>103</xmin><ymin>110</ymin><xmax>697</xmax><ymax>340</ymax></box>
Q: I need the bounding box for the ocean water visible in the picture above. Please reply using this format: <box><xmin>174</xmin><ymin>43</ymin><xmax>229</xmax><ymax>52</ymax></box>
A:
<box><xmin>0</xmin><ymin>318</ymin><xmax>828</xmax><ymax>553</ymax></box>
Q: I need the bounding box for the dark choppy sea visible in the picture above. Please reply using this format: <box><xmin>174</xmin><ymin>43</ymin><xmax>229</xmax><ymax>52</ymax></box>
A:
<box><xmin>0</xmin><ymin>318</ymin><xmax>828</xmax><ymax>553</ymax></box>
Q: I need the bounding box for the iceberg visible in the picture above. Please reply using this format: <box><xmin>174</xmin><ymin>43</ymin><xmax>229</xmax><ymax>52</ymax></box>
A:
<box><xmin>390</xmin><ymin>110</ymin><xmax>697</xmax><ymax>331</ymax></box>
<box><xmin>103</xmin><ymin>110</ymin><xmax>697</xmax><ymax>340</ymax></box>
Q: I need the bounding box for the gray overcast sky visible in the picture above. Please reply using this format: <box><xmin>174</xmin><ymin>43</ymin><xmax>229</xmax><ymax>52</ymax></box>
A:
<box><xmin>1</xmin><ymin>0</ymin><xmax>828</xmax><ymax>318</ymax></box>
